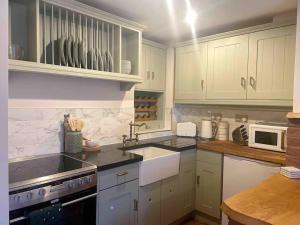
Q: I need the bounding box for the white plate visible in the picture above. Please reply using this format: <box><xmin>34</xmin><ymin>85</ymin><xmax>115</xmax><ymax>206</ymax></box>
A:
<box><xmin>67</xmin><ymin>35</ymin><xmax>75</xmax><ymax>67</ymax></box>
<box><xmin>98</xmin><ymin>50</ymin><xmax>104</xmax><ymax>71</ymax></box>
<box><xmin>79</xmin><ymin>40</ymin><xmax>87</xmax><ymax>69</ymax></box>
<box><xmin>59</xmin><ymin>34</ymin><xmax>67</xmax><ymax>66</ymax></box>
<box><xmin>74</xmin><ymin>37</ymin><xmax>80</xmax><ymax>68</ymax></box>
<box><xmin>107</xmin><ymin>51</ymin><xmax>113</xmax><ymax>72</ymax></box>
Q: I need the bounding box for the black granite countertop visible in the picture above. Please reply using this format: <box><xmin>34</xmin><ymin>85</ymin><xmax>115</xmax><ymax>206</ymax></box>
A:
<box><xmin>66</xmin><ymin>135</ymin><xmax>198</xmax><ymax>171</ymax></box>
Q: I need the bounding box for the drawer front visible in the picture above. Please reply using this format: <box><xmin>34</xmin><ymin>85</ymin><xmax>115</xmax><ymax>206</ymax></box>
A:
<box><xmin>98</xmin><ymin>163</ymin><xmax>139</xmax><ymax>190</ymax></box>
<box><xmin>197</xmin><ymin>149</ymin><xmax>222</xmax><ymax>164</ymax></box>
<box><xmin>180</xmin><ymin>149</ymin><xmax>196</xmax><ymax>166</ymax></box>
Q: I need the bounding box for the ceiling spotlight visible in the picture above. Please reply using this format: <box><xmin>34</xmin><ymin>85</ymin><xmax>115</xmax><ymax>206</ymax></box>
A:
<box><xmin>185</xmin><ymin>9</ymin><xmax>197</xmax><ymax>25</ymax></box>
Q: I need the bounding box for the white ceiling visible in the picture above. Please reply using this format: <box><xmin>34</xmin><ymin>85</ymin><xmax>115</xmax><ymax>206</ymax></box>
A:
<box><xmin>79</xmin><ymin>0</ymin><xmax>297</xmax><ymax>44</ymax></box>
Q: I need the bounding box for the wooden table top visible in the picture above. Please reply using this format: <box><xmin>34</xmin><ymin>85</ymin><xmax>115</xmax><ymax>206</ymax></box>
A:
<box><xmin>222</xmin><ymin>173</ymin><xmax>300</xmax><ymax>225</ymax></box>
<box><xmin>197</xmin><ymin>141</ymin><xmax>286</xmax><ymax>165</ymax></box>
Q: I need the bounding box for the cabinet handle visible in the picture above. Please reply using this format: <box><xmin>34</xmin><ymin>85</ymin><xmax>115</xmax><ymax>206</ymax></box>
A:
<box><xmin>134</xmin><ymin>199</ymin><xmax>138</xmax><ymax>211</ymax></box>
<box><xmin>147</xmin><ymin>71</ymin><xmax>150</xmax><ymax>80</ymax></box>
<box><xmin>201</xmin><ymin>80</ymin><xmax>204</xmax><ymax>90</ymax></box>
<box><xmin>152</xmin><ymin>72</ymin><xmax>154</xmax><ymax>80</ymax></box>
<box><xmin>196</xmin><ymin>175</ymin><xmax>200</xmax><ymax>185</ymax></box>
<box><xmin>249</xmin><ymin>76</ymin><xmax>256</xmax><ymax>89</ymax></box>
<box><xmin>240</xmin><ymin>77</ymin><xmax>246</xmax><ymax>89</ymax></box>
<box><xmin>116</xmin><ymin>171</ymin><xmax>128</xmax><ymax>176</ymax></box>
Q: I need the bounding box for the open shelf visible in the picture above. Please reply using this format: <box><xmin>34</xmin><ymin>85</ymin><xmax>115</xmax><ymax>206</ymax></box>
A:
<box><xmin>8</xmin><ymin>0</ymin><xmax>143</xmax><ymax>85</ymax></box>
<box><xmin>134</xmin><ymin>98</ymin><xmax>158</xmax><ymax>103</ymax></box>
<box><xmin>9</xmin><ymin>59</ymin><xmax>142</xmax><ymax>83</ymax></box>
<box><xmin>135</xmin><ymin>116</ymin><xmax>158</xmax><ymax>122</ymax></box>
<box><xmin>135</xmin><ymin>107</ymin><xmax>158</xmax><ymax>112</ymax></box>
<box><xmin>134</xmin><ymin>91</ymin><xmax>165</xmax><ymax>131</ymax></box>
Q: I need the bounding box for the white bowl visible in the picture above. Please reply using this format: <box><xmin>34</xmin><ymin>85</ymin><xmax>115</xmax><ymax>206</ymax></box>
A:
<box><xmin>85</xmin><ymin>140</ymin><xmax>98</xmax><ymax>147</ymax></box>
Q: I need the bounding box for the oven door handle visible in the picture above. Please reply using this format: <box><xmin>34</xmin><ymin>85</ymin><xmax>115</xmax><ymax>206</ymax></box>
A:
<box><xmin>62</xmin><ymin>193</ymin><xmax>97</xmax><ymax>207</ymax></box>
<box><xmin>9</xmin><ymin>193</ymin><xmax>97</xmax><ymax>224</ymax></box>
<box><xmin>10</xmin><ymin>216</ymin><xmax>27</xmax><ymax>224</ymax></box>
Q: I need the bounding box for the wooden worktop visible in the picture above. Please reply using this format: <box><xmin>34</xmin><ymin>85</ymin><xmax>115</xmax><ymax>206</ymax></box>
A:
<box><xmin>197</xmin><ymin>141</ymin><xmax>286</xmax><ymax>165</ymax></box>
<box><xmin>222</xmin><ymin>173</ymin><xmax>300</xmax><ymax>225</ymax></box>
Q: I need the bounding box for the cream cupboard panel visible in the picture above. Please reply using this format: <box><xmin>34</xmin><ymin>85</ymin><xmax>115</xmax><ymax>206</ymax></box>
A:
<box><xmin>136</xmin><ymin>44</ymin><xmax>151</xmax><ymax>90</ymax></box>
<box><xmin>175</xmin><ymin>43</ymin><xmax>207</xmax><ymax>100</ymax></box>
<box><xmin>247</xmin><ymin>26</ymin><xmax>296</xmax><ymax>100</ymax></box>
<box><xmin>206</xmin><ymin>34</ymin><xmax>249</xmax><ymax>100</ymax></box>
<box><xmin>136</xmin><ymin>43</ymin><xmax>166</xmax><ymax>92</ymax></box>
<box><xmin>151</xmin><ymin>46</ymin><xmax>166</xmax><ymax>91</ymax></box>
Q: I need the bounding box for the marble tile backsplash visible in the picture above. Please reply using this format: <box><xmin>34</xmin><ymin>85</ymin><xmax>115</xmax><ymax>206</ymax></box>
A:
<box><xmin>8</xmin><ymin>108</ymin><xmax>135</xmax><ymax>159</ymax></box>
<box><xmin>173</xmin><ymin>105</ymin><xmax>290</xmax><ymax>140</ymax></box>
<box><xmin>9</xmin><ymin>107</ymin><xmax>173</xmax><ymax>159</ymax></box>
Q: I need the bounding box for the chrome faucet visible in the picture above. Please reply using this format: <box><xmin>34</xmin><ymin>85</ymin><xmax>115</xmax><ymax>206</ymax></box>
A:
<box><xmin>122</xmin><ymin>121</ymin><xmax>148</xmax><ymax>146</ymax></box>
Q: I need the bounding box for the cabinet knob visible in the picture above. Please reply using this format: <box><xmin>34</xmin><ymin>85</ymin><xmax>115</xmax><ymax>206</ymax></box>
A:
<box><xmin>249</xmin><ymin>76</ymin><xmax>256</xmax><ymax>89</ymax></box>
<box><xmin>240</xmin><ymin>77</ymin><xmax>246</xmax><ymax>89</ymax></box>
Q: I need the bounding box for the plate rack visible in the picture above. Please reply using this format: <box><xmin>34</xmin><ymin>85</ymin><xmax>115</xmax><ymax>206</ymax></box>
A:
<box><xmin>9</xmin><ymin>0</ymin><xmax>143</xmax><ymax>85</ymax></box>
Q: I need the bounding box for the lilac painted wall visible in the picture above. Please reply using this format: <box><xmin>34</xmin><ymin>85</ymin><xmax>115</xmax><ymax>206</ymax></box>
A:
<box><xmin>0</xmin><ymin>0</ymin><xmax>9</xmax><ymax>224</ymax></box>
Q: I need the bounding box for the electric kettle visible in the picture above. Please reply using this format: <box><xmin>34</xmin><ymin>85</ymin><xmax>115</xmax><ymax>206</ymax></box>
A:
<box><xmin>200</xmin><ymin>119</ymin><xmax>218</xmax><ymax>139</ymax></box>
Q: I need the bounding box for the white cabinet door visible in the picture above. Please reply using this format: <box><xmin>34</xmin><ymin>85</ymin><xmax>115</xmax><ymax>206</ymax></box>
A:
<box><xmin>175</xmin><ymin>43</ymin><xmax>208</xmax><ymax>100</ymax></box>
<box><xmin>247</xmin><ymin>26</ymin><xmax>296</xmax><ymax>100</ymax></box>
<box><xmin>207</xmin><ymin>34</ymin><xmax>248</xmax><ymax>99</ymax></box>
<box><xmin>150</xmin><ymin>46</ymin><xmax>166</xmax><ymax>91</ymax></box>
<box><xmin>222</xmin><ymin>155</ymin><xmax>280</xmax><ymax>225</ymax></box>
<box><xmin>135</xmin><ymin>44</ymin><xmax>151</xmax><ymax>90</ymax></box>
<box><xmin>136</xmin><ymin>43</ymin><xmax>166</xmax><ymax>92</ymax></box>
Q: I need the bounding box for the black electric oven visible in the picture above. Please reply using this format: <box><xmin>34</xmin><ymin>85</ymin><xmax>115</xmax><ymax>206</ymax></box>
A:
<box><xmin>9</xmin><ymin>186</ymin><xmax>97</xmax><ymax>225</ymax></box>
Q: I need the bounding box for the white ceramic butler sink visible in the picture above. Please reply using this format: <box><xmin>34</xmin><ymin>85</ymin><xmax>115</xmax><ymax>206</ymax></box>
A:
<box><xmin>128</xmin><ymin>147</ymin><xmax>180</xmax><ymax>186</ymax></box>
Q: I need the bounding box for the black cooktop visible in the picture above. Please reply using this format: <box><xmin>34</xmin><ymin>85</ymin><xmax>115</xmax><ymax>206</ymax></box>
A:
<box><xmin>9</xmin><ymin>154</ymin><xmax>94</xmax><ymax>185</ymax></box>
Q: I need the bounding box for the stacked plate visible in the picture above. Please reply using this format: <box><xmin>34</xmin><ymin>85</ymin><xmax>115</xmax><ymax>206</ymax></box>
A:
<box><xmin>280</xmin><ymin>166</ymin><xmax>300</xmax><ymax>178</ymax></box>
<box><xmin>121</xmin><ymin>60</ymin><xmax>131</xmax><ymax>74</ymax></box>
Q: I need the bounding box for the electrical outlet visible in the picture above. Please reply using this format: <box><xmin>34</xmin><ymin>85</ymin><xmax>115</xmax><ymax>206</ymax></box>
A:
<box><xmin>212</xmin><ymin>113</ymin><xmax>222</xmax><ymax>121</ymax></box>
<box><xmin>235</xmin><ymin>114</ymin><xmax>248</xmax><ymax>122</ymax></box>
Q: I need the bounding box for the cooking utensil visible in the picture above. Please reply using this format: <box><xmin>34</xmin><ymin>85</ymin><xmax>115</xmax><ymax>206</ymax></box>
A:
<box><xmin>68</xmin><ymin>118</ymin><xmax>77</xmax><ymax>132</ymax></box>
<box><xmin>76</xmin><ymin>119</ymin><xmax>84</xmax><ymax>132</ymax></box>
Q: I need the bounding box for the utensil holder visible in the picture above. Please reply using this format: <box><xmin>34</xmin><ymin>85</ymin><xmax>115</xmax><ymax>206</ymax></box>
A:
<box><xmin>65</xmin><ymin>132</ymin><xmax>82</xmax><ymax>153</ymax></box>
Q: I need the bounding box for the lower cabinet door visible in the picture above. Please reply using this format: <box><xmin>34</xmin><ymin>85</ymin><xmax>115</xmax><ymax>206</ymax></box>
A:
<box><xmin>179</xmin><ymin>163</ymin><xmax>196</xmax><ymax>217</ymax></box>
<box><xmin>161</xmin><ymin>175</ymin><xmax>180</xmax><ymax>225</ymax></box>
<box><xmin>196</xmin><ymin>161</ymin><xmax>222</xmax><ymax>219</ymax></box>
<box><xmin>138</xmin><ymin>182</ymin><xmax>161</xmax><ymax>225</ymax></box>
<box><xmin>98</xmin><ymin>179</ymin><xmax>138</xmax><ymax>225</ymax></box>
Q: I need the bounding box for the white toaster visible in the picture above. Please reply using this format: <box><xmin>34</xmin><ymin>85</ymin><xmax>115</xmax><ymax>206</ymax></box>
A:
<box><xmin>176</xmin><ymin>122</ymin><xmax>197</xmax><ymax>137</ymax></box>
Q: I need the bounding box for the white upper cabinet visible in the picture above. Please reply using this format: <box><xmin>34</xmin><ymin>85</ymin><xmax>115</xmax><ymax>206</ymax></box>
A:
<box><xmin>175</xmin><ymin>43</ymin><xmax>207</xmax><ymax>101</ymax></box>
<box><xmin>247</xmin><ymin>26</ymin><xmax>296</xmax><ymax>100</ymax></box>
<box><xmin>136</xmin><ymin>42</ymin><xmax>166</xmax><ymax>92</ymax></box>
<box><xmin>206</xmin><ymin>34</ymin><xmax>249</xmax><ymax>100</ymax></box>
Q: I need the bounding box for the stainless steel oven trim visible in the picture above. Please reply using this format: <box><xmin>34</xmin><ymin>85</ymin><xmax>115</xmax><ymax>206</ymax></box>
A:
<box><xmin>10</xmin><ymin>166</ymin><xmax>97</xmax><ymax>192</ymax></box>
<box><xmin>9</xmin><ymin>153</ymin><xmax>97</xmax><ymax>192</ymax></box>
<box><xmin>9</xmin><ymin>193</ymin><xmax>97</xmax><ymax>224</ymax></box>
<box><xmin>62</xmin><ymin>193</ymin><xmax>97</xmax><ymax>207</ymax></box>
<box><xmin>10</xmin><ymin>216</ymin><xmax>27</xmax><ymax>224</ymax></box>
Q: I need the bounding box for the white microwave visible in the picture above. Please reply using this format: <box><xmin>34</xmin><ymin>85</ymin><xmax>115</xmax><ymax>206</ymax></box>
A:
<box><xmin>248</xmin><ymin>123</ymin><xmax>288</xmax><ymax>152</ymax></box>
